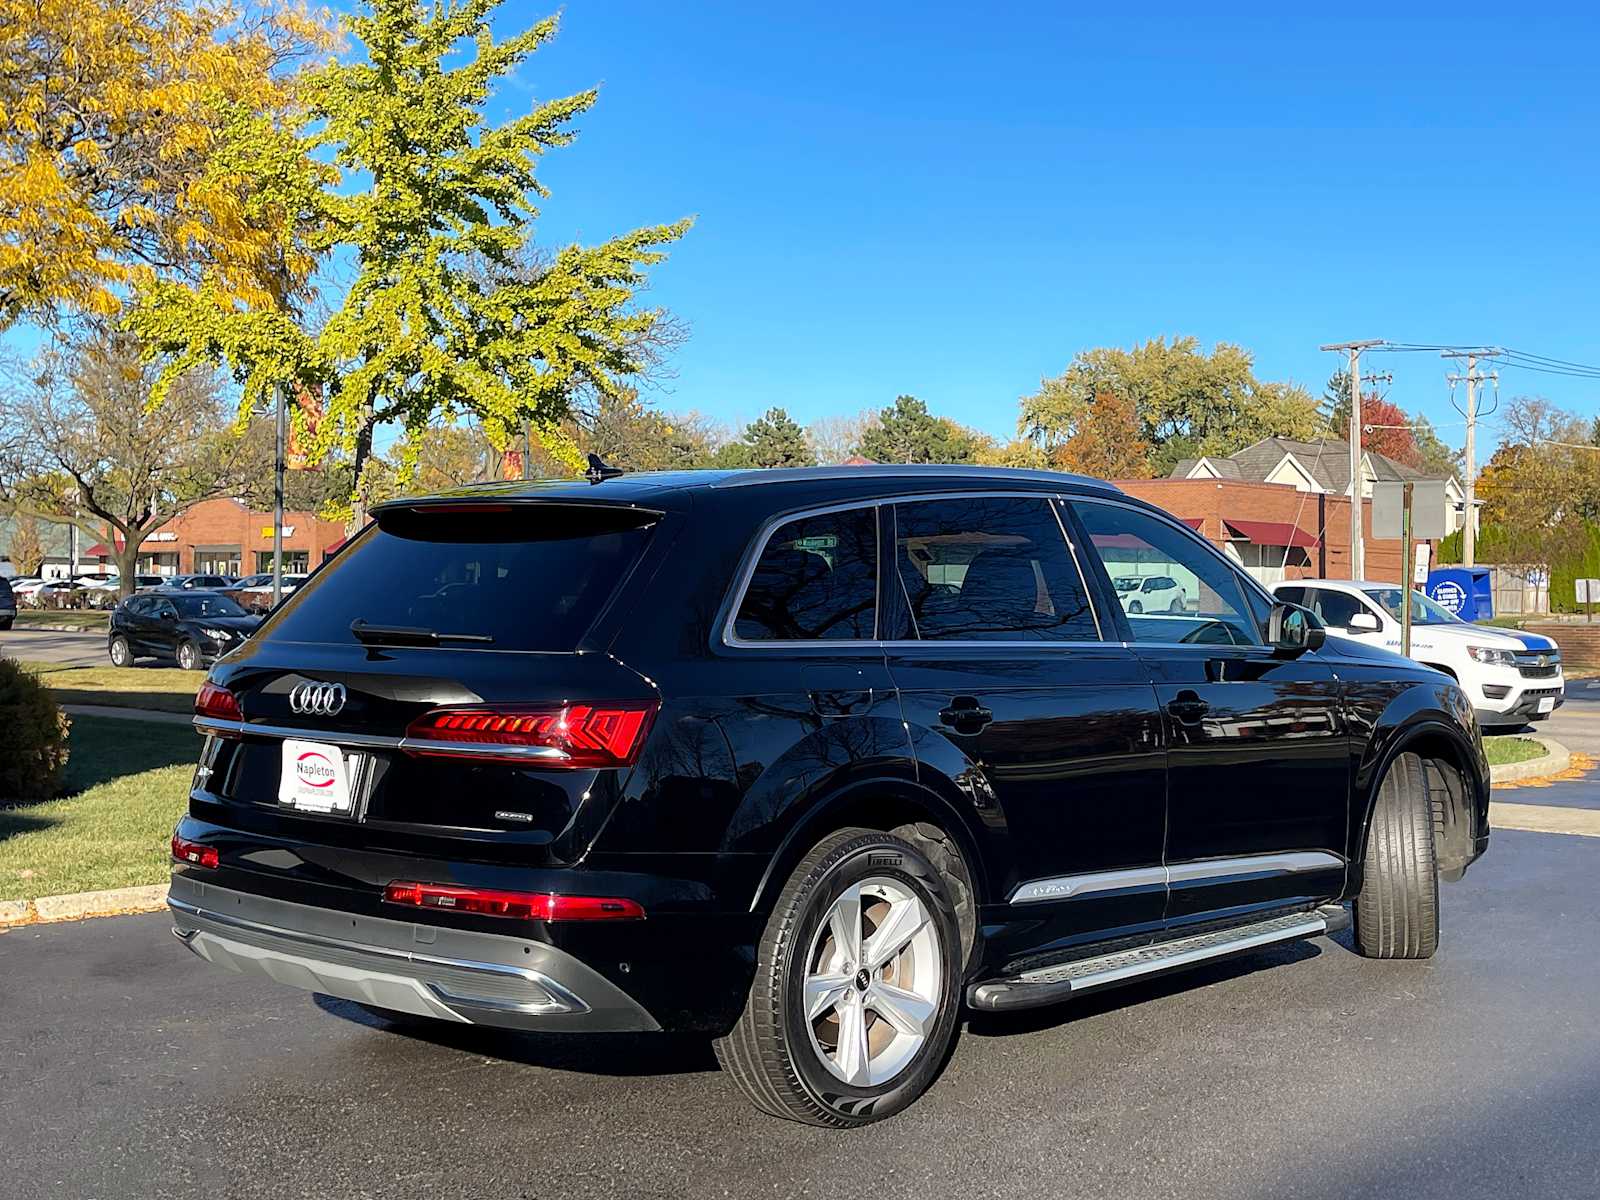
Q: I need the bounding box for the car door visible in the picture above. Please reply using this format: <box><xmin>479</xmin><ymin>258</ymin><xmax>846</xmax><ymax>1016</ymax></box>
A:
<box><xmin>1070</xmin><ymin>499</ymin><xmax>1350</xmax><ymax>926</ymax></box>
<box><xmin>883</xmin><ymin>493</ymin><xmax>1168</xmax><ymax>957</ymax></box>
<box><xmin>149</xmin><ymin>598</ymin><xmax>182</xmax><ymax>655</ymax></box>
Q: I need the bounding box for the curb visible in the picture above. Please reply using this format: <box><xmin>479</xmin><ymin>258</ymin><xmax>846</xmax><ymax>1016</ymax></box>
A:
<box><xmin>1490</xmin><ymin>736</ymin><xmax>1572</xmax><ymax>785</ymax></box>
<box><xmin>0</xmin><ymin>883</ymin><xmax>168</xmax><ymax>929</ymax></box>
<box><xmin>7</xmin><ymin>621</ymin><xmax>108</xmax><ymax>633</ymax></box>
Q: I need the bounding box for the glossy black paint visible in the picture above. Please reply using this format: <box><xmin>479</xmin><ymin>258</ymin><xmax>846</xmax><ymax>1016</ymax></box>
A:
<box><xmin>110</xmin><ymin>591</ymin><xmax>261</xmax><ymax>665</ymax></box>
<box><xmin>176</xmin><ymin>466</ymin><xmax>1490</xmax><ymax>1033</ymax></box>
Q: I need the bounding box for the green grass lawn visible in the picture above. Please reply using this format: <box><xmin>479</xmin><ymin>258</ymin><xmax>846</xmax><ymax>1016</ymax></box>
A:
<box><xmin>11</xmin><ymin>609</ymin><xmax>110</xmax><ymax>629</ymax></box>
<box><xmin>0</xmin><ymin>715</ymin><xmax>199</xmax><ymax>901</ymax></box>
<box><xmin>19</xmin><ymin>660</ymin><xmax>200</xmax><ymax>714</ymax></box>
<box><xmin>1484</xmin><ymin>736</ymin><xmax>1548</xmax><ymax>767</ymax></box>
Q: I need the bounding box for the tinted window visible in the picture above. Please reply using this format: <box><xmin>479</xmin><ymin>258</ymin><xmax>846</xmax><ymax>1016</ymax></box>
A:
<box><xmin>892</xmin><ymin>496</ymin><xmax>1098</xmax><ymax>641</ymax></box>
<box><xmin>260</xmin><ymin>505</ymin><xmax>656</xmax><ymax>651</ymax></box>
<box><xmin>1074</xmin><ymin>501</ymin><xmax>1262</xmax><ymax>646</ymax></box>
<box><xmin>173</xmin><ymin>594</ymin><xmax>249</xmax><ymax>619</ymax></box>
<box><xmin>1276</xmin><ymin>586</ymin><xmax>1307</xmax><ymax>606</ymax></box>
<box><xmin>734</xmin><ymin>508</ymin><xmax>877</xmax><ymax>641</ymax></box>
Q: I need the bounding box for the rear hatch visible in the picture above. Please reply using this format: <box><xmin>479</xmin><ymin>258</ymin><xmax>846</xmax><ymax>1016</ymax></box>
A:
<box><xmin>193</xmin><ymin>499</ymin><xmax>667</xmax><ymax>868</ymax></box>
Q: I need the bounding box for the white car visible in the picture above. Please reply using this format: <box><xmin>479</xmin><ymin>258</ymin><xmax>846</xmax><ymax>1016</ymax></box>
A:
<box><xmin>1115</xmin><ymin>574</ymin><xmax>1188</xmax><ymax>614</ymax></box>
<box><xmin>1272</xmin><ymin>579</ymin><xmax>1564</xmax><ymax>730</ymax></box>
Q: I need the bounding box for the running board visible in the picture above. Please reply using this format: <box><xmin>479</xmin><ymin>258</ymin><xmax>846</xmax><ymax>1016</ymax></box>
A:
<box><xmin>968</xmin><ymin>905</ymin><xmax>1351</xmax><ymax>1013</ymax></box>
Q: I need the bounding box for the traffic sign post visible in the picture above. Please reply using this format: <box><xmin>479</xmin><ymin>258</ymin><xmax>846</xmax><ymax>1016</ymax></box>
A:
<box><xmin>1401</xmin><ymin>483</ymin><xmax>1414</xmax><ymax>658</ymax></box>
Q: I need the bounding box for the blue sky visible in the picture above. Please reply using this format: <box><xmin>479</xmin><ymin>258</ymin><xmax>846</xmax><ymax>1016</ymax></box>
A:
<box><xmin>488</xmin><ymin>0</ymin><xmax>1600</xmax><ymax>455</ymax></box>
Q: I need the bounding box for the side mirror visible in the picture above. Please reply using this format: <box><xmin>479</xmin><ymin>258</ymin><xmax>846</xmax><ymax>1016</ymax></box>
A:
<box><xmin>1269</xmin><ymin>602</ymin><xmax>1325</xmax><ymax>656</ymax></box>
<box><xmin>1347</xmin><ymin>611</ymin><xmax>1382</xmax><ymax>633</ymax></box>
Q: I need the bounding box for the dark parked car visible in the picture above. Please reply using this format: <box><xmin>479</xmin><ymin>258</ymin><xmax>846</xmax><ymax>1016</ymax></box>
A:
<box><xmin>0</xmin><ymin>575</ymin><xmax>14</xmax><ymax>629</ymax></box>
<box><xmin>109</xmin><ymin>590</ymin><xmax>262</xmax><ymax>670</ymax></box>
<box><xmin>171</xmin><ymin>467</ymin><xmax>1490</xmax><ymax>1126</ymax></box>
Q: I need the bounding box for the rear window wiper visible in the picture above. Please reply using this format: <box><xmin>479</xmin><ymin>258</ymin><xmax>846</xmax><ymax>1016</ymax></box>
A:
<box><xmin>349</xmin><ymin>619</ymin><xmax>494</xmax><ymax>646</ymax></box>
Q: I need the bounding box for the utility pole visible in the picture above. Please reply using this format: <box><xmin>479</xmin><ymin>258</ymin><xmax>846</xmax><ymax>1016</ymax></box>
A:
<box><xmin>1319</xmin><ymin>339</ymin><xmax>1383</xmax><ymax>579</ymax></box>
<box><xmin>1442</xmin><ymin>349</ymin><xmax>1500</xmax><ymax>568</ymax></box>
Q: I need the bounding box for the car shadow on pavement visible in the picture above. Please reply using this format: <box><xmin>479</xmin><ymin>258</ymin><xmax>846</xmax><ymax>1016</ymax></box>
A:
<box><xmin>313</xmin><ymin>993</ymin><xmax>721</xmax><ymax>1076</ymax></box>
<box><xmin>963</xmin><ymin>938</ymin><xmax>1329</xmax><ymax>1038</ymax></box>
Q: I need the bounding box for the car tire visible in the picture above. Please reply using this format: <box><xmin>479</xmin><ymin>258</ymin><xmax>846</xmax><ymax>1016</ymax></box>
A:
<box><xmin>0</xmin><ymin>617</ymin><xmax>11</xmax><ymax>631</ymax></box>
<box><xmin>1353</xmin><ymin>751</ymin><xmax>1440</xmax><ymax>959</ymax></box>
<box><xmin>1129</xmin><ymin>600</ymin><xmax>1143</xmax><ymax>614</ymax></box>
<box><xmin>177</xmin><ymin>640</ymin><xmax>202</xmax><ymax>671</ymax></box>
<box><xmin>714</xmin><ymin>827</ymin><xmax>963</xmax><ymax>1127</ymax></box>
<box><xmin>108</xmin><ymin>635</ymin><xmax>132</xmax><ymax>667</ymax></box>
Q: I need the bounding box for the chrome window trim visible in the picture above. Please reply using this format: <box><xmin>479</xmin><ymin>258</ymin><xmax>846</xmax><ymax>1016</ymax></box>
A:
<box><xmin>720</xmin><ymin>488</ymin><xmax>1110</xmax><ymax>652</ymax></box>
<box><xmin>1008</xmin><ymin>850</ymin><xmax>1346</xmax><ymax>905</ymax></box>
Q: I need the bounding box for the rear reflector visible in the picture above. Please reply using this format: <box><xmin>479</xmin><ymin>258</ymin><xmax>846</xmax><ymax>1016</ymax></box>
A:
<box><xmin>383</xmin><ymin>881</ymin><xmax>645</xmax><ymax>921</ymax></box>
<box><xmin>171</xmin><ymin>834</ymin><xmax>219</xmax><ymax>870</ymax></box>
<box><xmin>404</xmin><ymin>702</ymin><xmax>657</xmax><ymax>768</ymax></box>
<box><xmin>195</xmin><ymin>681</ymin><xmax>242</xmax><ymax>726</ymax></box>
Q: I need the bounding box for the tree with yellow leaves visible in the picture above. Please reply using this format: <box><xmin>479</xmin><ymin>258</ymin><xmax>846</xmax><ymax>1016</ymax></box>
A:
<box><xmin>0</xmin><ymin>0</ymin><xmax>330</xmax><ymax>329</ymax></box>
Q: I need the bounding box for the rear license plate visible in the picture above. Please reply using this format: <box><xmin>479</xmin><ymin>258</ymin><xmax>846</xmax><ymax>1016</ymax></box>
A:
<box><xmin>278</xmin><ymin>739</ymin><xmax>353</xmax><ymax>814</ymax></box>
<box><xmin>1537</xmin><ymin>697</ymin><xmax>1556</xmax><ymax>714</ymax></box>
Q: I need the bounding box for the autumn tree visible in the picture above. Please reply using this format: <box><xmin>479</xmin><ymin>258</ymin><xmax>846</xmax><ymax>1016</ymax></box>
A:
<box><xmin>1021</xmin><ymin>337</ymin><xmax>1323</xmax><ymax>475</ymax></box>
<box><xmin>0</xmin><ymin>0</ymin><xmax>329</xmax><ymax>330</ymax></box>
<box><xmin>7</xmin><ymin>514</ymin><xmax>45</xmax><ymax>576</ymax></box>
<box><xmin>130</xmin><ymin>1</ymin><xmax>691</xmax><ymax>526</ymax></box>
<box><xmin>1475</xmin><ymin>396</ymin><xmax>1600</xmax><ymax>568</ymax></box>
<box><xmin>15</xmin><ymin>336</ymin><xmax>267</xmax><ymax>595</ymax></box>
<box><xmin>1051</xmin><ymin>389</ymin><xmax>1151</xmax><ymax>479</ymax></box>
<box><xmin>1324</xmin><ymin>371</ymin><xmax>1422</xmax><ymax>467</ymax></box>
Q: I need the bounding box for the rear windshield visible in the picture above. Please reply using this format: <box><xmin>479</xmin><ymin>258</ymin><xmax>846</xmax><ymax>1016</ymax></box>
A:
<box><xmin>257</xmin><ymin>504</ymin><xmax>657</xmax><ymax>651</ymax></box>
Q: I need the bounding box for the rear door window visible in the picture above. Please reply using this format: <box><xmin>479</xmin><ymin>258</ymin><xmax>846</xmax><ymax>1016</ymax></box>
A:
<box><xmin>733</xmin><ymin>507</ymin><xmax>878</xmax><ymax>641</ymax></box>
<box><xmin>891</xmin><ymin>496</ymin><xmax>1100</xmax><ymax>641</ymax></box>
<box><xmin>259</xmin><ymin>504</ymin><xmax>657</xmax><ymax>651</ymax></box>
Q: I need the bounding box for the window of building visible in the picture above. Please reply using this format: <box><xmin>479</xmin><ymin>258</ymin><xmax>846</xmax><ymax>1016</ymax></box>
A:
<box><xmin>1074</xmin><ymin>501</ymin><xmax>1263</xmax><ymax>646</ymax></box>
<box><xmin>194</xmin><ymin>547</ymin><xmax>241</xmax><ymax>575</ymax></box>
<box><xmin>733</xmin><ymin>508</ymin><xmax>878</xmax><ymax>642</ymax></box>
<box><xmin>256</xmin><ymin>550</ymin><xmax>310</xmax><ymax>574</ymax></box>
<box><xmin>890</xmin><ymin>496</ymin><xmax>1098</xmax><ymax>642</ymax></box>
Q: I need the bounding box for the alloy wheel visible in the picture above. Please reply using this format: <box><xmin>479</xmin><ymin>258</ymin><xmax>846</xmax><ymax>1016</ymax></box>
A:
<box><xmin>802</xmin><ymin>878</ymin><xmax>942</xmax><ymax>1088</ymax></box>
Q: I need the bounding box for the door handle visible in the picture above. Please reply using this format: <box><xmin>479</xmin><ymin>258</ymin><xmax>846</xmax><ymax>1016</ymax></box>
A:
<box><xmin>1166</xmin><ymin>692</ymin><xmax>1210</xmax><ymax>724</ymax></box>
<box><xmin>939</xmin><ymin>696</ymin><xmax>994</xmax><ymax>735</ymax></box>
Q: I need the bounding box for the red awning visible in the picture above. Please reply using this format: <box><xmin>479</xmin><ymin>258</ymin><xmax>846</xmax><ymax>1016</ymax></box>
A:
<box><xmin>83</xmin><ymin>541</ymin><xmax>125</xmax><ymax>557</ymax></box>
<box><xmin>1178</xmin><ymin>517</ymin><xmax>1204</xmax><ymax>531</ymax></box>
<box><xmin>1223</xmin><ymin>519</ymin><xmax>1318</xmax><ymax>549</ymax></box>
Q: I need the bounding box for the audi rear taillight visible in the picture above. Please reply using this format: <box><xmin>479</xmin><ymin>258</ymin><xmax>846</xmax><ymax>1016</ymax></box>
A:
<box><xmin>403</xmin><ymin>702</ymin><xmax>657</xmax><ymax>768</ymax></box>
<box><xmin>195</xmin><ymin>681</ymin><xmax>242</xmax><ymax>724</ymax></box>
<box><xmin>382</xmin><ymin>881</ymin><xmax>645</xmax><ymax>921</ymax></box>
<box><xmin>171</xmin><ymin>834</ymin><xmax>218</xmax><ymax>870</ymax></box>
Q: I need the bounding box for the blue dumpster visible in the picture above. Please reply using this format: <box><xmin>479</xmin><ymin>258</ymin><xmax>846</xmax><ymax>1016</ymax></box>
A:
<box><xmin>1426</xmin><ymin>566</ymin><xmax>1494</xmax><ymax>621</ymax></box>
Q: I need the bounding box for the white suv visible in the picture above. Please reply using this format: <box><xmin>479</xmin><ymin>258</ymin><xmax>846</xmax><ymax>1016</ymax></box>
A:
<box><xmin>1114</xmin><ymin>574</ymin><xmax>1188</xmax><ymax>614</ymax></box>
<box><xmin>1272</xmin><ymin>579</ymin><xmax>1564</xmax><ymax>730</ymax></box>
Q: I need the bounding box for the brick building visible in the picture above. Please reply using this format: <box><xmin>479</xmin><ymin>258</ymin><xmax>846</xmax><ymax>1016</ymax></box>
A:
<box><xmin>1118</xmin><ymin>477</ymin><xmax>1420</xmax><ymax>586</ymax></box>
<box><xmin>83</xmin><ymin>498</ymin><xmax>347</xmax><ymax>577</ymax></box>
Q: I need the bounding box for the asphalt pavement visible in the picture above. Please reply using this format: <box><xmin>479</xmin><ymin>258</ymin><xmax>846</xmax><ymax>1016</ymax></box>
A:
<box><xmin>3</xmin><ymin>816</ymin><xmax>1599</xmax><ymax>1200</ymax></box>
<box><xmin>0</xmin><ymin>626</ymin><xmax>106</xmax><ymax>667</ymax></box>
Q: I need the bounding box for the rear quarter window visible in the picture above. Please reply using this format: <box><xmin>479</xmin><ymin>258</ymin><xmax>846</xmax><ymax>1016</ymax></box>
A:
<box><xmin>257</xmin><ymin>504</ymin><xmax>657</xmax><ymax>651</ymax></box>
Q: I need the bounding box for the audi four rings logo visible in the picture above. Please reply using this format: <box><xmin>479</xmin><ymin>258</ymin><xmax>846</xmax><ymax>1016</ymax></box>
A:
<box><xmin>289</xmin><ymin>682</ymin><xmax>347</xmax><ymax>716</ymax></box>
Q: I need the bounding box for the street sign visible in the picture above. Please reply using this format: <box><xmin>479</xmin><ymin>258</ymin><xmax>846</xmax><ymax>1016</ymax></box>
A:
<box><xmin>1577</xmin><ymin>579</ymin><xmax>1600</xmax><ymax>604</ymax></box>
<box><xmin>1413</xmin><ymin>542</ymin><xmax>1431</xmax><ymax>586</ymax></box>
<box><xmin>1372</xmin><ymin>480</ymin><xmax>1449</xmax><ymax>540</ymax></box>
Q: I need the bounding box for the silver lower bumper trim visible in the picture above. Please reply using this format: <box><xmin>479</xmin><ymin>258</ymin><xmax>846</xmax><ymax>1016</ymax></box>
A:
<box><xmin>168</xmin><ymin>877</ymin><xmax>660</xmax><ymax>1032</ymax></box>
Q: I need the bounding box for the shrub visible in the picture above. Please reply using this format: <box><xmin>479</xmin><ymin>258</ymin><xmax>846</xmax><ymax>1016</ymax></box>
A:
<box><xmin>0</xmin><ymin>659</ymin><xmax>70</xmax><ymax>802</ymax></box>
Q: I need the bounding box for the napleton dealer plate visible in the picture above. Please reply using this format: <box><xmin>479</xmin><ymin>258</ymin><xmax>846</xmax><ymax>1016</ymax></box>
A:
<box><xmin>277</xmin><ymin>739</ymin><xmax>353</xmax><ymax>814</ymax></box>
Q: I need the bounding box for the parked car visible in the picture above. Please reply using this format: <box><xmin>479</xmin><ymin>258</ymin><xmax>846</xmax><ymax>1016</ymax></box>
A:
<box><xmin>171</xmin><ymin>466</ymin><xmax>1489</xmax><ymax>1127</ymax></box>
<box><xmin>0</xmin><ymin>575</ymin><xmax>14</xmax><ymax>629</ymax></box>
<box><xmin>1116</xmin><ymin>572</ymin><xmax>1187</xmax><ymax>613</ymax></box>
<box><xmin>166</xmin><ymin>574</ymin><xmax>238</xmax><ymax>591</ymax></box>
<box><xmin>109</xmin><ymin>589</ymin><xmax>262</xmax><ymax>670</ymax></box>
<box><xmin>229</xmin><ymin>573</ymin><xmax>310</xmax><ymax>612</ymax></box>
<box><xmin>18</xmin><ymin>578</ymin><xmax>88</xmax><ymax>608</ymax></box>
<box><xmin>1272</xmin><ymin>579</ymin><xmax>1564</xmax><ymax>730</ymax></box>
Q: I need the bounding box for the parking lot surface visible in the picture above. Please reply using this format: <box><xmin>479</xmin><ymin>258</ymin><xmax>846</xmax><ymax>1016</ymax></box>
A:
<box><xmin>3</xmin><ymin>816</ymin><xmax>1598</xmax><ymax>1200</ymax></box>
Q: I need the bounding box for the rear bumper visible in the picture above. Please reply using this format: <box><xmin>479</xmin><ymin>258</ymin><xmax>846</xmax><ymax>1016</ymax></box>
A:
<box><xmin>168</xmin><ymin>873</ymin><xmax>661</xmax><ymax>1032</ymax></box>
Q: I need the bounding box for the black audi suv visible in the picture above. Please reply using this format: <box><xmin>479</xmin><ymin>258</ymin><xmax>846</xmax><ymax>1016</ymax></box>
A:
<box><xmin>170</xmin><ymin>466</ymin><xmax>1489</xmax><ymax>1126</ymax></box>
